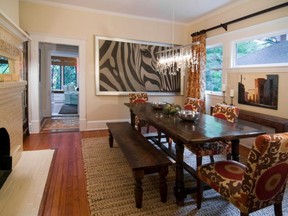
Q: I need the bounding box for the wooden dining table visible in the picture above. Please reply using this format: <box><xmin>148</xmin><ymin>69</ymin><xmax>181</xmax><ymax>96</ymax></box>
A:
<box><xmin>124</xmin><ymin>102</ymin><xmax>266</xmax><ymax>206</ymax></box>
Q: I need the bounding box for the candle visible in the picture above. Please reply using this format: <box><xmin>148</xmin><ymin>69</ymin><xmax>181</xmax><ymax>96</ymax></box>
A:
<box><xmin>222</xmin><ymin>84</ymin><xmax>226</xmax><ymax>92</ymax></box>
<box><xmin>230</xmin><ymin>89</ymin><xmax>234</xmax><ymax>97</ymax></box>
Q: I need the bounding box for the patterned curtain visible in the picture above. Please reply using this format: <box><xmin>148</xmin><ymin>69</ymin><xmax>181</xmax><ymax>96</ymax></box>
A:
<box><xmin>185</xmin><ymin>33</ymin><xmax>207</xmax><ymax>101</ymax></box>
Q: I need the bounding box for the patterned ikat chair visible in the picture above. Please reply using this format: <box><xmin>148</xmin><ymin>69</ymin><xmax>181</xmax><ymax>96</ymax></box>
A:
<box><xmin>183</xmin><ymin>97</ymin><xmax>206</xmax><ymax>114</ymax></box>
<box><xmin>129</xmin><ymin>93</ymin><xmax>150</xmax><ymax>133</ymax></box>
<box><xmin>184</xmin><ymin>102</ymin><xmax>239</xmax><ymax>167</ymax></box>
<box><xmin>197</xmin><ymin>132</ymin><xmax>288</xmax><ymax>215</ymax></box>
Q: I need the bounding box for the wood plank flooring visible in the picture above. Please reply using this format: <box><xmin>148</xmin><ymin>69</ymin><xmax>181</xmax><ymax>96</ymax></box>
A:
<box><xmin>23</xmin><ymin>130</ymin><xmax>249</xmax><ymax>216</ymax></box>
<box><xmin>23</xmin><ymin>130</ymin><xmax>108</xmax><ymax>216</ymax></box>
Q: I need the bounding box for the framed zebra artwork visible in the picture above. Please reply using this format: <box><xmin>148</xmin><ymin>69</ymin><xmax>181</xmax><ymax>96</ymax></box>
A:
<box><xmin>95</xmin><ymin>36</ymin><xmax>184</xmax><ymax>95</ymax></box>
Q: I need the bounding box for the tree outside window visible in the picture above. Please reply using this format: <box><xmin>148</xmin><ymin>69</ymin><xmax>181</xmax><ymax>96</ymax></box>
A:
<box><xmin>206</xmin><ymin>46</ymin><xmax>223</xmax><ymax>92</ymax></box>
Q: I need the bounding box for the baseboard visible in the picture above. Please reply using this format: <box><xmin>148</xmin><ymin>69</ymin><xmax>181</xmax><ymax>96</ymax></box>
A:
<box><xmin>86</xmin><ymin>119</ymin><xmax>130</xmax><ymax>131</ymax></box>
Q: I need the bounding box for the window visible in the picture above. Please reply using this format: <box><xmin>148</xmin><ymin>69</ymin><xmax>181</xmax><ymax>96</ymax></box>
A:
<box><xmin>234</xmin><ymin>33</ymin><xmax>288</xmax><ymax>67</ymax></box>
<box><xmin>51</xmin><ymin>56</ymin><xmax>77</xmax><ymax>91</ymax></box>
<box><xmin>206</xmin><ymin>46</ymin><xmax>223</xmax><ymax>92</ymax></box>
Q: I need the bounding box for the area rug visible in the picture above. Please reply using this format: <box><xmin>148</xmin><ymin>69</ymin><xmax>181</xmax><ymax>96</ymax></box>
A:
<box><xmin>81</xmin><ymin>137</ymin><xmax>288</xmax><ymax>216</ymax></box>
<box><xmin>42</xmin><ymin>117</ymin><xmax>79</xmax><ymax>131</ymax></box>
<box><xmin>58</xmin><ymin>104</ymin><xmax>78</xmax><ymax>114</ymax></box>
<box><xmin>0</xmin><ymin>149</ymin><xmax>55</xmax><ymax>216</ymax></box>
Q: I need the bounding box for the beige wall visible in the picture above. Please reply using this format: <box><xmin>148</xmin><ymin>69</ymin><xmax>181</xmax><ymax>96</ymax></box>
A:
<box><xmin>19</xmin><ymin>0</ymin><xmax>288</xmax><ymax>131</ymax></box>
<box><xmin>188</xmin><ymin>0</ymin><xmax>288</xmax><ymax>118</ymax></box>
<box><xmin>0</xmin><ymin>0</ymin><xmax>19</xmax><ymax>25</ymax></box>
<box><xmin>19</xmin><ymin>1</ymin><xmax>186</xmax><ymax>130</ymax></box>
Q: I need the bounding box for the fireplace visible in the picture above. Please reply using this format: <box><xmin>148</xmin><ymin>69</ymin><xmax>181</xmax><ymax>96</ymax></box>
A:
<box><xmin>0</xmin><ymin>128</ymin><xmax>12</xmax><ymax>189</ymax></box>
<box><xmin>0</xmin><ymin>11</ymin><xmax>30</xmax><ymax>173</ymax></box>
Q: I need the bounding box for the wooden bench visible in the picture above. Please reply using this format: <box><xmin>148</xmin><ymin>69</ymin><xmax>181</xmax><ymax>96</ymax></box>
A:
<box><xmin>238</xmin><ymin>110</ymin><xmax>288</xmax><ymax>149</ymax></box>
<box><xmin>106</xmin><ymin>122</ymin><xmax>172</xmax><ymax>208</ymax></box>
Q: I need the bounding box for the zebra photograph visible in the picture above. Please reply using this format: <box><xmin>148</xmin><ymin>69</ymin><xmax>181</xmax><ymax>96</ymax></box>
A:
<box><xmin>95</xmin><ymin>36</ymin><xmax>182</xmax><ymax>95</ymax></box>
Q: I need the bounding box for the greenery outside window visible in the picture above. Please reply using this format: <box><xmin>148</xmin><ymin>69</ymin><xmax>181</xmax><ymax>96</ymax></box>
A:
<box><xmin>51</xmin><ymin>56</ymin><xmax>77</xmax><ymax>91</ymax></box>
<box><xmin>234</xmin><ymin>33</ymin><xmax>288</xmax><ymax>67</ymax></box>
<box><xmin>206</xmin><ymin>45</ymin><xmax>223</xmax><ymax>93</ymax></box>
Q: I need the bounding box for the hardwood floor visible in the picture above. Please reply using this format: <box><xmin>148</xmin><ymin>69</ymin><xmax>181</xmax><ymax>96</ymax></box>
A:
<box><xmin>23</xmin><ymin>130</ymin><xmax>249</xmax><ymax>216</ymax></box>
<box><xmin>23</xmin><ymin>130</ymin><xmax>109</xmax><ymax>216</ymax></box>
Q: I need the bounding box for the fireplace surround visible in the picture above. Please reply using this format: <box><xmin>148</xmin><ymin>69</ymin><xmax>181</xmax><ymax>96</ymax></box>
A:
<box><xmin>0</xmin><ymin>11</ymin><xmax>30</xmax><ymax>169</ymax></box>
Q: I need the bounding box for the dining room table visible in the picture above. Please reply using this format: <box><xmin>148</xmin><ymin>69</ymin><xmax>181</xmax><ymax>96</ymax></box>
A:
<box><xmin>124</xmin><ymin>102</ymin><xmax>266</xmax><ymax>206</ymax></box>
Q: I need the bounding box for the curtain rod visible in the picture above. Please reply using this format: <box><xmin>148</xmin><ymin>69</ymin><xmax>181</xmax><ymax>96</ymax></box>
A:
<box><xmin>191</xmin><ymin>2</ymin><xmax>288</xmax><ymax>37</ymax></box>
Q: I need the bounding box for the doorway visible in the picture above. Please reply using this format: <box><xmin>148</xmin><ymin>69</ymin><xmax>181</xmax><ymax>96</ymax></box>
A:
<box><xmin>28</xmin><ymin>35</ymin><xmax>86</xmax><ymax>133</ymax></box>
<box><xmin>40</xmin><ymin>43</ymin><xmax>79</xmax><ymax>132</ymax></box>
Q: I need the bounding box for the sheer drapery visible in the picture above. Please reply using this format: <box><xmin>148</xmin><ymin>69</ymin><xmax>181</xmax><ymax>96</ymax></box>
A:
<box><xmin>185</xmin><ymin>33</ymin><xmax>206</xmax><ymax>101</ymax></box>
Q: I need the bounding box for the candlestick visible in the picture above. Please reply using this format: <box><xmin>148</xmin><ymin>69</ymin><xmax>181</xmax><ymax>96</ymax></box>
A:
<box><xmin>222</xmin><ymin>91</ymin><xmax>226</xmax><ymax>104</ymax></box>
<box><xmin>230</xmin><ymin>89</ymin><xmax>234</xmax><ymax>97</ymax></box>
<box><xmin>230</xmin><ymin>96</ymin><xmax>234</xmax><ymax>106</ymax></box>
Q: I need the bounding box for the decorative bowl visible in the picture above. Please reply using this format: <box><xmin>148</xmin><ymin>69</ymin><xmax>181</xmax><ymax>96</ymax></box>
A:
<box><xmin>151</xmin><ymin>102</ymin><xmax>166</xmax><ymax>110</ymax></box>
<box><xmin>177</xmin><ymin>109</ymin><xmax>200</xmax><ymax>121</ymax></box>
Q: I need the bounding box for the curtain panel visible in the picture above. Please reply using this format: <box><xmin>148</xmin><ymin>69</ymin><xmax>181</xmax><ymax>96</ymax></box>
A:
<box><xmin>185</xmin><ymin>33</ymin><xmax>207</xmax><ymax>102</ymax></box>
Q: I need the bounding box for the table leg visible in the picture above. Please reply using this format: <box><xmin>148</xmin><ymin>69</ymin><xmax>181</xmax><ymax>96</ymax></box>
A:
<box><xmin>173</xmin><ymin>140</ymin><xmax>186</xmax><ymax>206</ymax></box>
<box><xmin>231</xmin><ymin>139</ymin><xmax>240</xmax><ymax>161</ymax></box>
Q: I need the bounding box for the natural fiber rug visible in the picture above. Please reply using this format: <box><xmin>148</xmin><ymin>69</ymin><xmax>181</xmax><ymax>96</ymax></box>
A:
<box><xmin>82</xmin><ymin>137</ymin><xmax>288</xmax><ymax>216</ymax></box>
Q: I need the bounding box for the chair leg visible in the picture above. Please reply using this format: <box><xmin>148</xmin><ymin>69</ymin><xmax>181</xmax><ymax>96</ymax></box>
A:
<box><xmin>196</xmin><ymin>156</ymin><xmax>202</xmax><ymax>167</ymax></box>
<box><xmin>146</xmin><ymin>126</ymin><xmax>150</xmax><ymax>133</ymax></box>
<box><xmin>274</xmin><ymin>202</ymin><xmax>283</xmax><ymax>216</ymax></box>
<box><xmin>157</xmin><ymin>130</ymin><xmax>161</xmax><ymax>143</ymax></box>
<box><xmin>168</xmin><ymin>137</ymin><xmax>173</xmax><ymax>150</ymax></box>
<box><xmin>209</xmin><ymin>155</ymin><xmax>214</xmax><ymax>163</ymax></box>
<box><xmin>226</xmin><ymin>152</ymin><xmax>232</xmax><ymax>160</ymax></box>
<box><xmin>137</xmin><ymin>124</ymin><xmax>141</xmax><ymax>133</ymax></box>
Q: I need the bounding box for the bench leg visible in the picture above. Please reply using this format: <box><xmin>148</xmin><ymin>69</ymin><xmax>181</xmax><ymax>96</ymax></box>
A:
<box><xmin>108</xmin><ymin>130</ymin><xmax>113</xmax><ymax>148</ymax></box>
<box><xmin>159</xmin><ymin>166</ymin><xmax>168</xmax><ymax>203</ymax></box>
<box><xmin>133</xmin><ymin>169</ymin><xmax>144</xmax><ymax>208</ymax></box>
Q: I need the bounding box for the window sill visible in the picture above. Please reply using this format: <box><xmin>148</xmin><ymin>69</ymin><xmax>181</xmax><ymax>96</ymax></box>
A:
<box><xmin>205</xmin><ymin>91</ymin><xmax>222</xmax><ymax>96</ymax></box>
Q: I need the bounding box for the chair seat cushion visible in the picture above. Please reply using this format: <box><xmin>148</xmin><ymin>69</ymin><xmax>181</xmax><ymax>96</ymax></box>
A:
<box><xmin>185</xmin><ymin>141</ymin><xmax>231</xmax><ymax>157</ymax></box>
<box><xmin>198</xmin><ymin>160</ymin><xmax>245</xmax><ymax>199</ymax></box>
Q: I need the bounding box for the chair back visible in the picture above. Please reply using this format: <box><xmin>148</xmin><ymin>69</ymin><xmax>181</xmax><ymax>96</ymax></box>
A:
<box><xmin>129</xmin><ymin>93</ymin><xmax>148</xmax><ymax>103</ymax></box>
<box><xmin>212</xmin><ymin>103</ymin><xmax>239</xmax><ymax>123</ymax></box>
<box><xmin>183</xmin><ymin>97</ymin><xmax>205</xmax><ymax>113</ymax></box>
<box><xmin>238</xmin><ymin>133</ymin><xmax>288</xmax><ymax>213</ymax></box>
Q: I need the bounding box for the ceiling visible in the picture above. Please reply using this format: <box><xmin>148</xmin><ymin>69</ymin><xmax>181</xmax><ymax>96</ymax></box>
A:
<box><xmin>25</xmin><ymin>0</ymin><xmax>241</xmax><ymax>24</ymax></box>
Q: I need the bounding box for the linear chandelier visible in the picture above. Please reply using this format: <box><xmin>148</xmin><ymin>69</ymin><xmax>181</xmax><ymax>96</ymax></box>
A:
<box><xmin>156</xmin><ymin>41</ymin><xmax>199</xmax><ymax>76</ymax></box>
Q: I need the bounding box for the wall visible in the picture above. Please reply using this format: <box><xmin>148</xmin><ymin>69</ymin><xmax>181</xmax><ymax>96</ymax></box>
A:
<box><xmin>188</xmin><ymin>0</ymin><xmax>288</xmax><ymax>118</ymax></box>
<box><xmin>19</xmin><ymin>1</ymin><xmax>186</xmax><ymax>131</ymax></box>
<box><xmin>19</xmin><ymin>0</ymin><xmax>288</xmax><ymax>132</ymax></box>
<box><xmin>0</xmin><ymin>0</ymin><xmax>19</xmax><ymax>25</ymax></box>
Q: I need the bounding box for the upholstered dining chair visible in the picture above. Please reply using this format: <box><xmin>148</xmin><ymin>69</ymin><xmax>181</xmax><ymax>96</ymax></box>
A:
<box><xmin>197</xmin><ymin>132</ymin><xmax>288</xmax><ymax>215</ymax></box>
<box><xmin>129</xmin><ymin>93</ymin><xmax>150</xmax><ymax>133</ymax></box>
<box><xmin>183</xmin><ymin>97</ymin><xmax>206</xmax><ymax>114</ymax></box>
<box><xmin>184</xmin><ymin>102</ymin><xmax>239</xmax><ymax>167</ymax></box>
